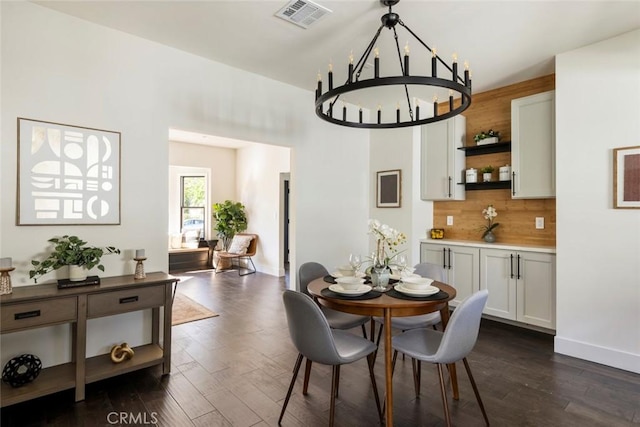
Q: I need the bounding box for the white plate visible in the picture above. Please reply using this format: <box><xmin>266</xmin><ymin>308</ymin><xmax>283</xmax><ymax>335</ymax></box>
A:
<box><xmin>332</xmin><ymin>271</ymin><xmax>365</xmax><ymax>278</ymax></box>
<box><xmin>390</xmin><ymin>273</ymin><xmax>421</xmax><ymax>281</ymax></box>
<box><xmin>329</xmin><ymin>284</ymin><xmax>372</xmax><ymax>296</ymax></box>
<box><xmin>395</xmin><ymin>284</ymin><xmax>440</xmax><ymax>297</ymax></box>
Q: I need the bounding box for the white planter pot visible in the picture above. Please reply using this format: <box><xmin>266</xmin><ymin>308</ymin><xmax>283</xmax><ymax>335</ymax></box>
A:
<box><xmin>483</xmin><ymin>173</ymin><xmax>492</xmax><ymax>182</ymax></box>
<box><xmin>477</xmin><ymin>136</ymin><xmax>499</xmax><ymax>146</ymax></box>
<box><xmin>69</xmin><ymin>264</ymin><xmax>88</xmax><ymax>282</ymax></box>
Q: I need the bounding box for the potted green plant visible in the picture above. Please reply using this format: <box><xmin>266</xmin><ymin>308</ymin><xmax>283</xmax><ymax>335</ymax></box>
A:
<box><xmin>480</xmin><ymin>165</ymin><xmax>495</xmax><ymax>182</ymax></box>
<box><xmin>474</xmin><ymin>129</ymin><xmax>500</xmax><ymax>145</ymax></box>
<box><xmin>29</xmin><ymin>235</ymin><xmax>120</xmax><ymax>283</ymax></box>
<box><xmin>212</xmin><ymin>200</ymin><xmax>248</xmax><ymax>251</ymax></box>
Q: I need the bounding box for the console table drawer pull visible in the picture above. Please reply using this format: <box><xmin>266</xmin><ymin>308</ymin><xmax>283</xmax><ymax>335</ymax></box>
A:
<box><xmin>119</xmin><ymin>296</ymin><xmax>139</xmax><ymax>304</ymax></box>
<box><xmin>15</xmin><ymin>310</ymin><xmax>41</xmax><ymax>320</ymax></box>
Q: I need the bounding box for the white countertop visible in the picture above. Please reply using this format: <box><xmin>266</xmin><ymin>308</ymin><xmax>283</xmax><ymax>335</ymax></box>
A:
<box><xmin>419</xmin><ymin>238</ymin><xmax>556</xmax><ymax>254</ymax></box>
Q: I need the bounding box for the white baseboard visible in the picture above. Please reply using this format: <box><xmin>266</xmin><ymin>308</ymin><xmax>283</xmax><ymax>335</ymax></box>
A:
<box><xmin>554</xmin><ymin>336</ymin><xmax>640</xmax><ymax>374</ymax></box>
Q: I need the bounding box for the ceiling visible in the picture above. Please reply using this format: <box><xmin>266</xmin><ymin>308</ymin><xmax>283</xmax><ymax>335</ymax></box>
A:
<box><xmin>34</xmin><ymin>0</ymin><xmax>640</xmax><ymax>144</ymax></box>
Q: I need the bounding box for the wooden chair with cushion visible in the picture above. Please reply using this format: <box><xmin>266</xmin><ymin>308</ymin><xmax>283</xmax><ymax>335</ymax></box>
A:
<box><xmin>214</xmin><ymin>233</ymin><xmax>258</xmax><ymax>276</ymax></box>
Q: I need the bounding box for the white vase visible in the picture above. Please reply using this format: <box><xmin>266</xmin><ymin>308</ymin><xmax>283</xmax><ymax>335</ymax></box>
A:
<box><xmin>483</xmin><ymin>172</ymin><xmax>492</xmax><ymax>182</ymax></box>
<box><xmin>69</xmin><ymin>264</ymin><xmax>88</xmax><ymax>282</ymax></box>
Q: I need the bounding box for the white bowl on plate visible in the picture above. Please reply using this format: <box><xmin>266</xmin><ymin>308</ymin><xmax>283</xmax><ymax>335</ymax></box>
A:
<box><xmin>335</xmin><ymin>276</ymin><xmax>366</xmax><ymax>290</ymax></box>
<box><xmin>336</xmin><ymin>265</ymin><xmax>355</xmax><ymax>277</ymax></box>
<box><xmin>401</xmin><ymin>276</ymin><xmax>434</xmax><ymax>290</ymax></box>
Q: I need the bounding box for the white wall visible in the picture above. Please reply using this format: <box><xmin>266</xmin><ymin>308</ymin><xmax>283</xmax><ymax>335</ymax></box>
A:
<box><xmin>368</xmin><ymin>125</ymin><xmax>434</xmax><ymax>268</ymax></box>
<box><xmin>236</xmin><ymin>143</ymin><xmax>290</xmax><ymax>276</ymax></box>
<box><xmin>0</xmin><ymin>2</ymin><xmax>369</xmax><ymax>366</ymax></box>
<box><xmin>555</xmin><ymin>29</ymin><xmax>640</xmax><ymax>373</ymax></box>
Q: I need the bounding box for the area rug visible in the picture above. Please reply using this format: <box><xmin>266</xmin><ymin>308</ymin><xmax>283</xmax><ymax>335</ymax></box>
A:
<box><xmin>172</xmin><ymin>293</ymin><xmax>219</xmax><ymax>325</ymax></box>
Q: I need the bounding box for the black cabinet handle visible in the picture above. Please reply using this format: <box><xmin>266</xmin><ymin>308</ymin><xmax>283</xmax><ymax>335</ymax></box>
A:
<box><xmin>15</xmin><ymin>310</ymin><xmax>41</xmax><ymax>320</ymax></box>
<box><xmin>448</xmin><ymin>176</ymin><xmax>452</xmax><ymax>198</ymax></box>
<box><xmin>510</xmin><ymin>254</ymin><xmax>515</xmax><ymax>279</ymax></box>
<box><xmin>442</xmin><ymin>248</ymin><xmax>447</xmax><ymax>269</ymax></box>
<box><xmin>448</xmin><ymin>248</ymin><xmax>452</xmax><ymax>270</ymax></box>
<box><xmin>119</xmin><ymin>296</ymin><xmax>139</xmax><ymax>304</ymax></box>
<box><xmin>512</xmin><ymin>171</ymin><xmax>516</xmax><ymax>196</ymax></box>
<box><xmin>517</xmin><ymin>254</ymin><xmax>521</xmax><ymax>280</ymax></box>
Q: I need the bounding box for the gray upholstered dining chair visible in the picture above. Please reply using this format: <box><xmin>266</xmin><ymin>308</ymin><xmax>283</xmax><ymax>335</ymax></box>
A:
<box><xmin>279</xmin><ymin>290</ymin><xmax>381</xmax><ymax>426</ymax></box>
<box><xmin>298</xmin><ymin>262</ymin><xmax>372</xmax><ymax>397</ymax></box>
<box><xmin>392</xmin><ymin>289</ymin><xmax>490</xmax><ymax>427</ymax></box>
<box><xmin>299</xmin><ymin>262</ymin><xmax>370</xmax><ymax>336</ymax></box>
<box><xmin>372</xmin><ymin>262</ymin><xmax>446</xmax><ymax>394</ymax></box>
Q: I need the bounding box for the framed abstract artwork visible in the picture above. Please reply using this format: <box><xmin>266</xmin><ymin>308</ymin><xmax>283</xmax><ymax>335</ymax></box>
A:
<box><xmin>376</xmin><ymin>169</ymin><xmax>401</xmax><ymax>208</ymax></box>
<box><xmin>613</xmin><ymin>146</ymin><xmax>640</xmax><ymax>209</ymax></box>
<box><xmin>17</xmin><ymin>118</ymin><xmax>121</xmax><ymax>225</ymax></box>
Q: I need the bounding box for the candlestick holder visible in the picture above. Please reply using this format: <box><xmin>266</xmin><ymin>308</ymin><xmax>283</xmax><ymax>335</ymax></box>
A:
<box><xmin>0</xmin><ymin>267</ymin><xmax>15</xmax><ymax>295</ymax></box>
<box><xmin>133</xmin><ymin>257</ymin><xmax>147</xmax><ymax>280</ymax></box>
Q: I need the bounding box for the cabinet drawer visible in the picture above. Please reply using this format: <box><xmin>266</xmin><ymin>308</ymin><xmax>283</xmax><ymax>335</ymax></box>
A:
<box><xmin>1</xmin><ymin>297</ymin><xmax>77</xmax><ymax>332</ymax></box>
<box><xmin>87</xmin><ymin>285</ymin><xmax>165</xmax><ymax>318</ymax></box>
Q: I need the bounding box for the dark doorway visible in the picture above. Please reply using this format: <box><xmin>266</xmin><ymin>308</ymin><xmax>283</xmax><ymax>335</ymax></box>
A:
<box><xmin>284</xmin><ymin>179</ymin><xmax>290</xmax><ymax>269</ymax></box>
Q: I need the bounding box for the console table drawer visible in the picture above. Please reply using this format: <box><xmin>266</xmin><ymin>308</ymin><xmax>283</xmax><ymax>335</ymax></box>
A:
<box><xmin>1</xmin><ymin>297</ymin><xmax>77</xmax><ymax>332</ymax></box>
<box><xmin>87</xmin><ymin>285</ymin><xmax>165</xmax><ymax>318</ymax></box>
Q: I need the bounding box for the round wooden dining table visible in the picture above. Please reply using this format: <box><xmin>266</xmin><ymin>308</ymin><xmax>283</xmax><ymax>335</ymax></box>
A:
<box><xmin>308</xmin><ymin>278</ymin><xmax>457</xmax><ymax>427</ymax></box>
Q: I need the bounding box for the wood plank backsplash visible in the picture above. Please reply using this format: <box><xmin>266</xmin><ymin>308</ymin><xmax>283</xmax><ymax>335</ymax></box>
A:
<box><xmin>433</xmin><ymin>74</ymin><xmax>556</xmax><ymax>246</ymax></box>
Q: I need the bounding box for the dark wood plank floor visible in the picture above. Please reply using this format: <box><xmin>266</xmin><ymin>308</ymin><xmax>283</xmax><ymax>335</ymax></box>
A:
<box><xmin>2</xmin><ymin>270</ymin><xmax>639</xmax><ymax>426</ymax></box>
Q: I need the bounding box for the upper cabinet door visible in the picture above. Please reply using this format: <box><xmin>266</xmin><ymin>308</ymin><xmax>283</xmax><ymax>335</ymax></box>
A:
<box><xmin>420</xmin><ymin>116</ymin><xmax>466</xmax><ymax>201</ymax></box>
<box><xmin>511</xmin><ymin>91</ymin><xmax>555</xmax><ymax>199</ymax></box>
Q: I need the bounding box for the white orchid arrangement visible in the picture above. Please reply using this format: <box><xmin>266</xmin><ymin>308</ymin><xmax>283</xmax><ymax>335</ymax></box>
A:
<box><xmin>481</xmin><ymin>205</ymin><xmax>500</xmax><ymax>238</ymax></box>
<box><xmin>368</xmin><ymin>219</ymin><xmax>407</xmax><ymax>266</ymax></box>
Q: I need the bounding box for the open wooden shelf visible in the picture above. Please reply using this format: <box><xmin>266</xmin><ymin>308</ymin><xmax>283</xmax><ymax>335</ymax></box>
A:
<box><xmin>0</xmin><ymin>362</ymin><xmax>76</xmax><ymax>407</ymax></box>
<box><xmin>86</xmin><ymin>344</ymin><xmax>164</xmax><ymax>384</ymax></box>
<box><xmin>458</xmin><ymin>141</ymin><xmax>511</xmax><ymax>156</ymax></box>
<box><xmin>459</xmin><ymin>181</ymin><xmax>511</xmax><ymax>191</ymax></box>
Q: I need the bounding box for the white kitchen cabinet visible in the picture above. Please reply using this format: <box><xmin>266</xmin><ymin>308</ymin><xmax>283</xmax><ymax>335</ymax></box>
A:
<box><xmin>511</xmin><ymin>90</ymin><xmax>555</xmax><ymax>198</ymax></box>
<box><xmin>420</xmin><ymin>115</ymin><xmax>466</xmax><ymax>201</ymax></box>
<box><xmin>420</xmin><ymin>242</ymin><xmax>479</xmax><ymax>306</ymax></box>
<box><xmin>480</xmin><ymin>248</ymin><xmax>556</xmax><ymax>329</ymax></box>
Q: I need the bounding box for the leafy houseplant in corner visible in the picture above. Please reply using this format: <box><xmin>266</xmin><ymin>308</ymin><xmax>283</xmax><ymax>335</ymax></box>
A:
<box><xmin>480</xmin><ymin>205</ymin><xmax>499</xmax><ymax>243</ymax></box>
<box><xmin>474</xmin><ymin>129</ymin><xmax>500</xmax><ymax>146</ymax></box>
<box><xmin>212</xmin><ymin>200</ymin><xmax>248</xmax><ymax>251</ymax></box>
<box><xmin>29</xmin><ymin>235</ymin><xmax>120</xmax><ymax>283</ymax></box>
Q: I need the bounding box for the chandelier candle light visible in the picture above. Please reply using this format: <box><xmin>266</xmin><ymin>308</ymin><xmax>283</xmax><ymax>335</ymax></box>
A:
<box><xmin>315</xmin><ymin>0</ymin><xmax>472</xmax><ymax>129</ymax></box>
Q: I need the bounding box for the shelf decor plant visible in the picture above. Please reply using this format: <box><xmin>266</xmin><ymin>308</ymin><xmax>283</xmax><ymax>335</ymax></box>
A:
<box><xmin>29</xmin><ymin>235</ymin><xmax>120</xmax><ymax>283</ymax></box>
<box><xmin>212</xmin><ymin>200</ymin><xmax>248</xmax><ymax>251</ymax></box>
<box><xmin>474</xmin><ymin>129</ymin><xmax>500</xmax><ymax>145</ymax></box>
<box><xmin>480</xmin><ymin>205</ymin><xmax>499</xmax><ymax>243</ymax></box>
<box><xmin>480</xmin><ymin>165</ymin><xmax>495</xmax><ymax>182</ymax></box>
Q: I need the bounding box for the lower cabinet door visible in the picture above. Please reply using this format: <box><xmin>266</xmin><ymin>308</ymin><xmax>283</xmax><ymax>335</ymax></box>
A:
<box><xmin>480</xmin><ymin>248</ymin><xmax>517</xmax><ymax>320</ymax></box>
<box><xmin>448</xmin><ymin>246</ymin><xmax>479</xmax><ymax>307</ymax></box>
<box><xmin>516</xmin><ymin>251</ymin><xmax>556</xmax><ymax>329</ymax></box>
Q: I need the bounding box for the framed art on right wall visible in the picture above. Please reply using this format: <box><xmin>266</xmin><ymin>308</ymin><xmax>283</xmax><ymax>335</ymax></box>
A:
<box><xmin>613</xmin><ymin>145</ymin><xmax>640</xmax><ymax>209</ymax></box>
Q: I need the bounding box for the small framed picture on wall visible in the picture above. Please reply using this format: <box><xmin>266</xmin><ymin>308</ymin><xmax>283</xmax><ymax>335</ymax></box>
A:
<box><xmin>613</xmin><ymin>145</ymin><xmax>640</xmax><ymax>209</ymax></box>
<box><xmin>376</xmin><ymin>169</ymin><xmax>401</xmax><ymax>208</ymax></box>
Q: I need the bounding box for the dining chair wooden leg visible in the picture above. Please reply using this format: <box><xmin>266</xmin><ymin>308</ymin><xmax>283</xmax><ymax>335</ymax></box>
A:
<box><xmin>279</xmin><ymin>354</ymin><xmax>303</xmax><ymax>425</ymax></box>
<box><xmin>437</xmin><ymin>363</ymin><xmax>452</xmax><ymax>427</ymax></box>
<box><xmin>463</xmin><ymin>357</ymin><xmax>490</xmax><ymax>426</ymax></box>
<box><xmin>376</xmin><ymin>323</ymin><xmax>384</xmax><ymax>346</ymax></box>
<box><xmin>361</xmin><ymin>323</ymin><xmax>368</xmax><ymax>340</ymax></box>
<box><xmin>370</xmin><ymin>319</ymin><xmax>376</xmax><ymax>343</ymax></box>
<box><xmin>411</xmin><ymin>358</ymin><xmax>422</xmax><ymax>397</ymax></box>
<box><xmin>366</xmin><ymin>353</ymin><xmax>383</xmax><ymax>422</ymax></box>
<box><xmin>329</xmin><ymin>365</ymin><xmax>339</xmax><ymax>427</ymax></box>
<box><xmin>303</xmin><ymin>359</ymin><xmax>313</xmax><ymax>395</ymax></box>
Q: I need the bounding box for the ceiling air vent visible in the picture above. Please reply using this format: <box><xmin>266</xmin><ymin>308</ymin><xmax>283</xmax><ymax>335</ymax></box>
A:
<box><xmin>275</xmin><ymin>0</ymin><xmax>332</xmax><ymax>29</ymax></box>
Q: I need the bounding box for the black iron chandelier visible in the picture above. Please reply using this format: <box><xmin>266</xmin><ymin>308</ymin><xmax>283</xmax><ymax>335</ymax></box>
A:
<box><xmin>314</xmin><ymin>0</ymin><xmax>472</xmax><ymax>129</ymax></box>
